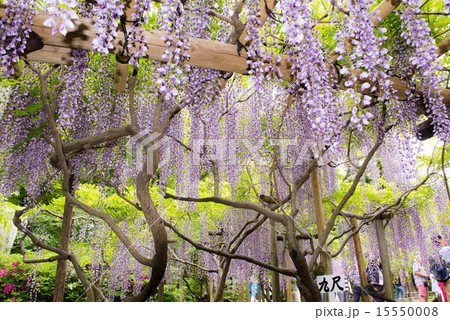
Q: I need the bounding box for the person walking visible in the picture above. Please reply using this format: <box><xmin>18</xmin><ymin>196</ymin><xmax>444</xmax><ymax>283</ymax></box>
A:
<box><xmin>394</xmin><ymin>276</ymin><xmax>405</xmax><ymax>301</ymax></box>
<box><xmin>366</xmin><ymin>257</ymin><xmax>382</xmax><ymax>302</ymax></box>
<box><xmin>413</xmin><ymin>255</ymin><xmax>429</xmax><ymax>302</ymax></box>
<box><xmin>349</xmin><ymin>264</ymin><xmax>362</xmax><ymax>302</ymax></box>
<box><xmin>378</xmin><ymin>269</ymin><xmax>384</xmax><ymax>295</ymax></box>
<box><xmin>432</xmin><ymin>234</ymin><xmax>450</xmax><ymax>301</ymax></box>
<box><xmin>249</xmin><ymin>275</ymin><xmax>259</xmax><ymax>302</ymax></box>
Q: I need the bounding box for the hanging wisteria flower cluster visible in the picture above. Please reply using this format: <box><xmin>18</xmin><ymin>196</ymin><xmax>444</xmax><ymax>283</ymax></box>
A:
<box><xmin>332</xmin><ymin>0</ymin><xmax>393</xmax><ymax>133</ymax></box>
<box><xmin>42</xmin><ymin>0</ymin><xmax>78</xmax><ymax>36</ymax></box>
<box><xmin>245</xmin><ymin>0</ymin><xmax>283</xmax><ymax>85</ymax></box>
<box><xmin>91</xmin><ymin>0</ymin><xmax>124</xmax><ymax>55</ymax></box>
<box><xmin>279</xmin><ymin>0</ymin><xmax>347</xmax><ymax>147</ymax></box>
<box><xmin>398</xmin><ymin>0</ymin><xmax>450</xmax><ymax>140</ymax></box>
<box><xmin>155</xmin><ymin>0</ymin><xmax>191</xmax><ymax>100</ymax></box>
<box><xmin>126</xmin><ymin>0</ymin><xmax>153</xmax><ymax>66</ymax></box>
<box><xmin>0</xmin><ymin>84</ymin><xmax>13</xmax><ymax>119</ymax></box>
<box><xmin>444</xmin><ymin>0</ymin><xmax>450</xmax><ymax>13</ymax></box>
<box><xmin>0</xmin><ymin>0</ymin><xmax>37</xmax><ymax>77</ymax></box>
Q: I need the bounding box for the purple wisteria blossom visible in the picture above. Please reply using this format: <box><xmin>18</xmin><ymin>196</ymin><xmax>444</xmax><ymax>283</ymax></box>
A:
<box><xmin>43</xmin><ymin>0</ymin><xmax>78</xmax><ymax>36</ymax></box>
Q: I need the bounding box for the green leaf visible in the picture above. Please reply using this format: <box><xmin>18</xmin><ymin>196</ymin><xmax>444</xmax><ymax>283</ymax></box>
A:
<box><xmin>13</xmin><ymin>101</ymin><xmax>43</xmax><ymax>116</ymax></box>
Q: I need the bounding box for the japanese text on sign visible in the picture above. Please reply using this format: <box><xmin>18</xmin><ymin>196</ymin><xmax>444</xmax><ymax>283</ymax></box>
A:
<box><xmin>316</xmin><ymin>275</ymin><xmax>346</xmax><ymax>293</ymax></box>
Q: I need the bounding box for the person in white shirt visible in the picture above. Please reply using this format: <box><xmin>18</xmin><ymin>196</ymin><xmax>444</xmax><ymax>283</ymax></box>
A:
<box><xmin>430</xmin><ymin>274</ymin><xmax>445</xmax><ymax>302</ymax></box>
<box><xmin>413</xmin><ymin>256</ymin><xmax>429</xmax><ymax>302</ymax></box>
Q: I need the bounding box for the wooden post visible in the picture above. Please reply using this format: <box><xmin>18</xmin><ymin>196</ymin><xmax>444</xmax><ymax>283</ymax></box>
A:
<box><xmin>269</xmin><ymin>219</ymin><xmax>281</xmax><ymax>301</ymax></box>
<box><xmin>375</xmin><ymin>218</ymin><xmax>394</xmax><ymax>301</ymax></box>
<box><xmin>311</xmin><ymin>168</ymin><xmax>332</xmax><ymax>301</ymax></box>
<box><xmin>158</xmin><ymin>281</ymin><xmax>164</xmax><ymax>302</ymax></box>
<box><xmin>114</xmin><ymin>58</ymin><xmax>130</xmax><ymax>92</ymax></box>
<box><xmin>209</xmin><ymin>281</ymin><xmax>214</xmax><ymax>302</ymax></box>
<box><xmin>245</xmin><ymin>280</ymin><xmax>250</xmax><ymax>302</ymax></box>
<box><xmin>286</xmin><ymin>254</ymin><xmax>293</xmax><ymax>302</ymax></box>
<box><xmin>113</xmin><ymin>0</ymin><xmax>135</xmax><ymax>92</ymax></box>
<box><xmin>311</xmin><ymin>168</ymin><xmax>328</xmax><ymax>252</ymax></box>
<box><xmin>286</xmin><ymin>281</ymin><xmax>293</xmax><ymax>302</ymax></box>
<box><xmin>404</xmin><ymin>276</ymin><xmax>411</xmax><ymax>300</ymax></box>
<box><xmin>350</xmin><ymin>217</ymin><xmax>371</xmax><ymax>302</ymax></box>
<box><xmin>239</xmin><ymin>279</ymin><xmax>244</xmax><ymax>302</ymax></box>
<box><xmin>259</xmin><ymin>278</ymin><xmax>264</xmax><ymax>302</ymax></box>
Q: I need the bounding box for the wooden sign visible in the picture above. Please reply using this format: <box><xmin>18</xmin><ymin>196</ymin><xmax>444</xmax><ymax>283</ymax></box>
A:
<box><xmin>316</xmin><ymin>275</ymin><xmax>346</xmax><ymax>293</ymax></box>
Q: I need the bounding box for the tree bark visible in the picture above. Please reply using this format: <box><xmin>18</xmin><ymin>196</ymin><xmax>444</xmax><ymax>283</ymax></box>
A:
<box><xmin>158</xmin><ymin>281</ymin><xmax>164</xmax><ymax>302</ymax></box>
<box><xmin>286</xmin><ymin>218</ymin><xmax>322</xmax><ymax>302</ymax></box>
<box><xmin>125</xmin><ymin>172</ymin><xmax>168</xmax><ymax>301</ymax></box>
<box><xmin>213</xmin><ymin>258</ymin><xmax>231</xmax><ymax>302</ymax></box>
<box><xmin>269</xmin><ymin>219</ymin><xmax>281</xmax><ymax>301</ymax></box>
<box><xmin>375</xmin><ymin>218</ymin><xmax>394</xmax><ymax>301</ymax></box>
<box><xmin>53</xmin><ymin>175</ymin><xmax>74</xmax><ymax>302</ymax></box>
<box><xmin>350</xmin><ymin>218</ymin><xmax>371</xmax><ymax>302</ymax></box>
<box><xmin>286</xmin><ymin>254</ymin><xmax>293</xmax><ymax>302</ymax></box>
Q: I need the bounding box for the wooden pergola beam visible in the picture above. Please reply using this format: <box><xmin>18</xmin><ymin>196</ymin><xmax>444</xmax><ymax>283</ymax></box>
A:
<box><xmin>8</xmin><ymin>9</ymin><xmax>276</xmax><ymax>77</ymax></box>
<box><xmin>436</xmin><ymin>36</ymin><xmax>450</xmax><ymax>58</ymax></box>
<box><xmin>3</xmin><ymin>7</ymin><xmax>450</xmax><ymax>116</ymax></box>
<box><xmin>22</xmin><ymin>45</ymin><xmax>72</xmax><ymax>65</ymax></box>
<box><xmin>370</xmin><ymin>0</ymin><xmax>402</xmax><ymax>25</ymax></box>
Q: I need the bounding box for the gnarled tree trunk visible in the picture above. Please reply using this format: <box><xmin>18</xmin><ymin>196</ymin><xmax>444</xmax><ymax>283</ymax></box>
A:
<box><xmin>125</xmin><ymin>172</ymin><xmax>168</xmax><ymax>301</ymax></box>
<box><xmin>285</xmin><ymin>218</ymin><xmax>321</xmax><ymax>302</ymax></box>
<box><xmin>213</xmin><ymin>257</ymin><xmax>231</xmax><ymax>302</ymax></box>
<box><xmin>53</xmin><ymin>174</ymin><xmax>74</xmax><ymax>302</ymax></box>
